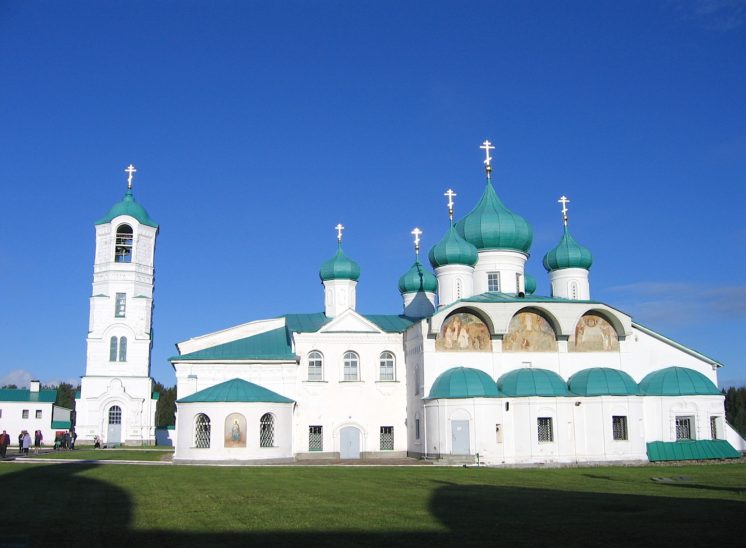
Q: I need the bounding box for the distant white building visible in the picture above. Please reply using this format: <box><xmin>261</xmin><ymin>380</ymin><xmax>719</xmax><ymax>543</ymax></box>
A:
<box><xmin>164</xmin><ymin>142</ymin><xmax>744</xmax><ymax>463</ymax></box>
<box><xmin>75</xmin><ymin>166</ymin><xmax>159</xmax><ymax>445</ymax></box>
<box><xmin>0</xmin><ymin>380</ymin><xmax>72</xmax><ymax>447</ymax></box>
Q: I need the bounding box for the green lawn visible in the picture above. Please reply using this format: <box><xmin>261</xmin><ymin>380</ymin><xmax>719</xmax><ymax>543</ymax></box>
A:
<box><xmin>0</xmin><ymin>462</ymin><xmax>744</xmax><ymax>547</ymax></box>
<box><xmin>34</xmin><ymin>448</ymin><xmax>173</xmax><ymax>461</ymax></box>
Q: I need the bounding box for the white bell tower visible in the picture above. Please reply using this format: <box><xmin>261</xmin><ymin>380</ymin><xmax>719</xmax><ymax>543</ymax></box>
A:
<box><xmin>75</xmin><ymin>165</ymin><xmax>159</xmax><ymax>445</ymax></box>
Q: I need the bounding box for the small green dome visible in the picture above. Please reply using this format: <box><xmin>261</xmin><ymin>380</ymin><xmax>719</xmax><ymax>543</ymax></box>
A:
<box><xmin>428</xmin><ymin>367</ymin><xmax>500</xmax><ymax>399</ymax></box>
<box><xmin>498</xmin><ymin>368</ymin><xmax>569</xmax><ymax>397</ymax></box>
<box><xmin>455</xmin><ymin>181</ymin><xmax>532</xmax><ymax>253</ymax></box>
<box><xmin>524</xmin><ymin>273</ymin><xmax>537</xmax><ymax>295</ymax></box>
<box><xmin>428</xmin><ymin>224</ymin><xmax>478</xmax><ymax>269</ymax></box>
<box><xmin>639</xmin><ymin>367</ymin><xmax>720</xmax><ymax>396</ymax></box>
<box><xmin>568</xmin><ymin>368</ymin><xmax>639</xmax><ymax>396</ymax></box>
<box><xmin>96</xmin><ymin>189</ymin><xmax>158</xmax><ymax>228</ymax></box>
<box><xmin>542</xmin><ymin>227</ymin><xmax>592</xmax><ymax>272</ymax></box>
<box><xmin>398</xmin><ymin>260</ymin><xmax>438</xmax><ymax>294</ymax></box>
<box><xmin>319</xmin><ymin>244</ymin><xmax>361</xmax><ymax>282</ymax></box>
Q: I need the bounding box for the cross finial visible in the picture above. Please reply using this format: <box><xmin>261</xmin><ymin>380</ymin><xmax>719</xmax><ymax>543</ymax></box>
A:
<box><xmin>335</xmin><ymin>223</ymin><xmax>345</xmax><ymax>243</ymax></box>
<box><xmin>444</xmin><ymin>189</ymin><xmax>457</xmax><ymax>221</ymax></box>
<box><xmin>480</xmin><ymin>140</ymin><xmax>495</xmax><ymax>176</ymax></box>
<box><xmin>411</xmin><ymin>227</ymin><xmax>422</xmax><ymax>256</ymax></box>
<box><xmin>125</xmin><ymin>164</ymin><xmax>137</xmax><ymax>190</ymax></box>
<box><xmin>558</xmin><ymin>195</ymin><xmax>570</xmax><ymax>226</ymax></box>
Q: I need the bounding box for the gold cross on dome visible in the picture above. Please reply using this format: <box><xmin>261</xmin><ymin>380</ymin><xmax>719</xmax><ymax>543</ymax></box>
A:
<box><xmin>125</xmin><ymin>164</ymin><xmax>137</xmax><ymax>190</ymax></box>
<box><xmin>335</xmin><ymin>223</ymin><xmax>345</xmax><ymax>243</ymax></box>
<box><xmin>558</xmin><ymin>195</ymin><xmax>570</xmax><ymax>226</ymax></box>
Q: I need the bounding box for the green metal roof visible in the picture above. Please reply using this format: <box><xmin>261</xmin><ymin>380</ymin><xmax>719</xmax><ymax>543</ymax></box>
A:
<box><xmin>282</xmin><ymin>313</ymin><xmax>415</xmax><ymax>333</ymax></box>
<box><xmin>455</xmin><ymin>180</ymin><xmax>532</xmax><ymax>252</ymax></box>
<box><xmin>639</xmin><ymin>367</ymin><xmax>721</xmax><ymax>396</ymax></box>
<box><xmin>177</xmin><ymin>378</ymin><xmax>294</xmax><ymax>404</ymax></box>
<box><xmin>152</xmin><ymin>391</ymin><xmax>160</xmax><ymax>401</ymax></box>
<box><xmin>51</xmin><ymin>420</ymin><xmax>72</xmax><ymax>429</ymax></box>
<box><xmin>428</xmin><ymin>223</ymin><xmax>478</xmax><ymax>268</ymax></box>
<box><xmin>542</xmin><ymin>226</ymin><xmax>593</xmax><ymax>272</ymax></box>
<box><xmin>398</xmin><ymin>260</ymin><xmax>438</xmax><ymax>294</ymax></box>
<box><xmin>458</xmin><ymin>292</ymin><xmax>598</xmax><ymax>305</ymax></box>
<box><xmin>568</xmin><ymin>368</ymin><xmax>639</xmax><ymax>396</ymax></box>
<box><xmin>364</xmin><ymin>314</ymin><xmax>417</xmax><ymax>332</ymax></box>
<box><xmin>172</xmin><ymin>327</ymin><xmax>296</xmax><ymax>361</ymax></box>
<box><xmin>319</xmin><ymin>244</ymin><xmax>361</xmax><ymax>282</ymax></box>
<box><xmin>428</xmin><ymin>367</ymin><xmax>500</xmax><ymax>399</ymax></box>
<box><xmin>647</xmin><ymin>440</ymin><xmax>740</xmax><ymax>462</ymax></box>
<box><xmin>0</xmin><ymin>389</ymin><xmax>57</xmax><ymax>403</ymax></box>
<box><xmin>95</xmin><ymin>189</ymin><xmax>158</xmax><ymax>227</ymax></box>
<box><xmin>498</xmin><ymin>368</ymin><xmax>570</xmax><ymax>397</ymax></box>
<box><xmin>524</xmin><ymin>273</ymin><xmax>537</xmax><ymax>295</ymax></box>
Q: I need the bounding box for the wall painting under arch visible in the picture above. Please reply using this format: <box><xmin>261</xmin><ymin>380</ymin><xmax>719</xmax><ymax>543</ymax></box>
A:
<box><xmin>503</xmin><ymin>311</ymin><xmax>557</xmax><ymax>352</ymax></box>
<box><xmin>435</xmin><ymin>312</ymin><xmax>492</xmax><ymax>352</ymax></box>
<box><xmin>569</xmin><ymin>313</ymin><xmax>619</xmax><ymax>352</ymax></box>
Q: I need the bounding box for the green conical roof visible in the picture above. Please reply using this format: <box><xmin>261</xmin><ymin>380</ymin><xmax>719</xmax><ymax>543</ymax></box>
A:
<box><xmin>524</xmin><ymin>273</ymin><xmax>537</xmax><ymax>295</ymax></box>
<box><xmin>639</xmin><ymin>367</ymin><xmax>720</xmax><ymax>396</ymax></box>
<box><xmin>498</xmin><ymin>368</ymin><xmax>569</xmax><ymax>397</ymax></box>
<box><xmin>428</xmin><ymin>224</ymin><xmax>478</xmax><ymax>268</ymax></box>
<box><xmin>398</xmin><ymin>259</ymin><xmax>437</xmax><ymax>294</ymax></box>
<box><xmin>95</xmin><ymin>189</ymin><xmax>158</xmax><ymax>228</ymax></box>
<box><xmin>542</xmin><ymin>226</ymin><xmax>592</xmax><ymax>272</ymax></box>
<box><xmin>428</xmin><ymin>367</ymin><xmax>500</xmax><ymax>399</ymax></box>
<box><xmin>455</xmin><ymin>180</ymin><xmax>532</xmax><ymax>252</ymax></box>
<box><xmin>319</xmin><ymin>244</ymin><xmax>361</xmax><ymax>282</ymax></box>
<box><xmin>568</xmin><ymin>368</ymin><xmax>639</xmax><ymax>396</ymax></box>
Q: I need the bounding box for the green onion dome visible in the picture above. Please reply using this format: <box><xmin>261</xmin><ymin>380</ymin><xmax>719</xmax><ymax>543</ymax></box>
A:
<box><xmin>319</xmin><ymin>244</ymin><xmax>361</xmax><ymax>282</ymax></box>
<box><xmin>639</xmin><ymin>367</ymin><xmax>721</xmax><ymax>396</ymax></box>
<box><xmin>524</xmin><ymin>273</ymin><xmax>537</xmax><ymax>295</ymax></box>
<box><xmin>398</xmin><ymin>260</ymin><xmax>438</xmax><ymax>294</ymax></box>
<box><xmin>95</xmin><ymin>189</ymin><xmax>158</xmax><ymax>227</ymax></box>
<box><xmin>542</xmin><ymin>227</ymin><xmax>592</xmax><ymax>272</ymax></box>
<box><xmin>568</xmin><ymin>368</ymin><xmax>639</xmax><ymax>396</ymax></box>
<box><xmin>498</xmin><ymin>368</ymin><xmax>569</xmax><ymax>397</ymax></box>
<box><xmin>428</xmin><ymin>224</ymin><xmax>478</xmax><ymax>269</ymax></box>
<box><xmin>428</xmin><ymin>367</ymin><xmax>500</xmax><ymax>399</ymax></box>
<box><xmin>454</xmin><ymin>181</ymin><xmax>532</xmax><ymax>253</ymax></box>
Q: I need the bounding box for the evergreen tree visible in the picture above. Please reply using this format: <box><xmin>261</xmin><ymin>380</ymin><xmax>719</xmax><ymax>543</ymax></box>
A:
<box><xmin>153</xmin><ymin>381</ymin><xmax>177</xmax><ymax>427</ymax></box>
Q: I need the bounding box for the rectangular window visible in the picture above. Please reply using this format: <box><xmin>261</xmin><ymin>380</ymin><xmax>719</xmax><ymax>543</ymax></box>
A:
<box><xmin>612</xmin><ymin>416</ymin><xmax>628</xmax><ymax>441</ymax></box>
<box><xmin>22</xmin><ymin>409</ymin><xmax>29</xmax><ymax>419</ymax></box>
<box><xmin>487</xmin><ymin>272</ymin><xmax>501</xmax><ymax>292</ymax></box>
<box><xmin>710</xmin><ymin>416</ymin><xmax>719</xmax><ymax>440</ymax></box>
<box><xmin>675</xmin><ymin>416</ymin><xmax>694</xmax><ymax>440</ymax></box>
<box><xmin>309</xmin><ymin>426</ymin><xmax>323</xmax><ymax>451</ymax></box>
<box><xmin>115</xmin><ymin>293</ymin><xmax>126</xmax><ymax>318</ymax></box>
<box><xmin>35</xmin><ymin>410</ymin><xmax>42</xmax><ymax>419</ymax></box>
<box><xmin>415</xmin><ymin>419</ymin><xmax>420</xmax><ymax>440</ymax></box>
<box><xmin>537</xmin><ymin>417</ymin><xmax>554</xmax><ymax>442</ymax></box>
<box><xmin>380</xmin><ymin>426</ymin><xmax>394</xmax><ymax>450</ymax></box>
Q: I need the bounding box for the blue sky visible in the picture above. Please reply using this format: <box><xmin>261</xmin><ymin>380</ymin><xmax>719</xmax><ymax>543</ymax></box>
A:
<box><xmin>1</xmin><ymin>1</ymin><xmax>745</xmax><ymax>388</ymax></box>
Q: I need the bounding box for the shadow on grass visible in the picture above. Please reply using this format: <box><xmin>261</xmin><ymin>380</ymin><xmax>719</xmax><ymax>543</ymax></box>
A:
<box><xmin>0</xmin><ymin>464</ymin><xmax>745</xmax><ymax>547</ymax></box>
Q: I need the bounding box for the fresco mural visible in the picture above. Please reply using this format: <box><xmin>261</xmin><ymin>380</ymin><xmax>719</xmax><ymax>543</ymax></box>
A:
<box><xmin>224</xmin><ymin>413</ymin><xmax>247</xmax><ymax>448</ymax></box>
<box><xmin>435</xmin><ymin>312</ymin><xmax>492</xmax><ymax>352</ymax></box>
<box><xmin>569</xmin><ymin>313</ymin><xmax>619</xmax><ymax>352</ymax></box>
<box><xmin>503</xmin><ymin>311</ymin><xmax>557</xmax><ymax>352</ymax></box>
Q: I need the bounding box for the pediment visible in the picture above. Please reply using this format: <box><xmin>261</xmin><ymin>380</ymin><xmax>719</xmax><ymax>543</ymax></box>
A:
<box><xmin>319</xmin><ymin>309</ymin><xmax>382</xmax><ymax>334</ymax></box>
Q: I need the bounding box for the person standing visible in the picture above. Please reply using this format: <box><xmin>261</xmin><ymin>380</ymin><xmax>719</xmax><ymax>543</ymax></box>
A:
<box><xmin>18</xmin><ymin>432</ymin><xmax>23</xmax><ymax>454</ymax></box>
<box><xmin>34</xmin><ymin>430</ymin><xmax>43</xmax><ymax>454</ymax></box>
<box><xmin>22</xmin><ymin>431</ymin><xmax>31</xmax><ymax>456</ymax></box>
<box><xmin>0</xmin><ymin>430</ymin><xmax>10</xmax><ymax>458</ymax></box>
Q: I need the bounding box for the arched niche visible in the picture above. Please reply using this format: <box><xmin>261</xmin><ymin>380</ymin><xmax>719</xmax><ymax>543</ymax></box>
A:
<box><xmin>224</xmin><ymin>413</ymin><xmax>246</xmax><ymax>448</ymax></box>
<box><xmin>503</xmin><ymin>310</ymin><xmax>558</xmax><ymax>352</ymax></box>
<box><xmin>435</xmin><ymin>311</ymin><xmax>492</xmax><ymax>352</ymax></box>
<box><xmin>569</xmin><ymin>312</ymin><xmax>620</xmax><ymax>352</ymax></box>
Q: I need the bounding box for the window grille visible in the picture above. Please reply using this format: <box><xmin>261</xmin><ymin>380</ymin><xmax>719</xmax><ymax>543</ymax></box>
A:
<box><xmin>380</xmin><ymin>426</ymin><xmax>394</xmax><ymax>450</ymax></box>
<box><xmin>487</xmin><ymin>272</ymin><xmax>501</xmax><ymax>292</ymax></box>
<box><xmin>108</xmin><ymin>406</ymin><xmax>122</xmax><ymax>425</ymax></box>
<box><xmin>115</xmin><ymin>224</ymin><xmax>133</xmax><ymax>263</ymax></box>
<box><xmin>343</xmin><ymin>351</ymin><xmax>359</xmax><ymax>381</ymax></box>
<box><xmin>710</xmin><ymin>416</ymin><xmax>718</xmax><ymax>439</ymax></box>
<box><xmin>537</xmin><ymin>417</ymin><xmax>554</xmax><ymax>442</ymax></box>
<box><xmin>379</xmin><ymin>351</ymin><xmax>395</xmax><ymax>381</ymax></box>
<box><xmin>35</xmin><ymin>410</ymin><xmax>42</xmax><ymax>419</ymax></box>
<box><xmin>109</xmin><ymin>336</ymin><xmax>118</xmax><ymax>362</ymax></box>
<box><xmin>115</xmin><ymin>293</ymin><xmax>127</xmax><ymax>318</ymax></box>
<box><xmin>118</xmin><ymin>336</ymin><xmax>127</xmax><ymax>362</ymax></box>
<box><xmin>309</xmin><ymin>425</ymin><xmax>323</xmax><ymax>451</ymax></box>
<box><xmin>260</xmin><ymin>413</ymin><xmax>274</xmax><ymax>447</ymax></box>
<box><xmin>675</xmin><ymin>416</ymin><xmax>693</xmax><ymax>440</ymax></box>
<box><xmin>195</xmin><ymin>413</ymin><xmax>211</xmax><ymax>448</ymax></box>
<box><xmin>22</xmin><ymin>409</ymin><xmax>29</xmax><ymax>419</ymax></box>
<box><xmin>308</xmin><ymin>351</ymin><xmax>323</xmax><ymax>381</ymax></box>
<box><xmin>612</xmin><ymin>416</ymin><xmax>628</xmax><ymax>440</ymax></box>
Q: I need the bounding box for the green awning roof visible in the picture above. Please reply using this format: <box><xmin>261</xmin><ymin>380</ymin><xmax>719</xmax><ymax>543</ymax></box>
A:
<box><xmin>0</xmin><ymin>389</ymin><xmax>57</xmax><ymax>403</ymax></box>
<box><xmin>51</xmin><ymin>420</ymin><xmax>72</xmax><ymax>429</ymax></box>
<box><xmin>427</xmin><ymin>367</ymin><xmax>500</xmax><ymax>399</ymax></box>
<box><xmin>177</xmin><ymin>378</ymin><xmax>294</xmax><ymax>404</ymax></box>
<box><xmin>172</xmin><ymin>327</ymin><xmax>296</xmax><ymax>361</ymax></box>
<box><xmin>647</xmin><ymin>440</ymin><xmax>740</xmax><ymax>462</ymax></box>
<box><xmin>639</xmin><ymin>367</ymin><xmax>721</xmax><ymax>396</ymax></box>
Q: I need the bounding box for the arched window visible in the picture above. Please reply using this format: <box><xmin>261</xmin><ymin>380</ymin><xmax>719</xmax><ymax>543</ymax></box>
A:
<box><xmin>195</xmin><ymin>413</ymin><xmax>211</xmax><ymax>448</ymax></box>
<box><xmin>115</xmin><ymin>224</ymin><xmax>134</xmax><ymax>263</ymax></box>
<box><xmin>108</xmin><ymin>405</ymin><xmax>121</xmax><ymax>425</ymax></box>
<box><xmin>308</xmin><ymin>351</ymin><xmax>323</xmax><ymax>381</ymax></box>
<box><xmin>118</xmin><ymin>336</ymin><xmax>127</xmax><ymax>362</ymax></box>
<box><xmin>343</xmin><ymin>351</ymin><xmax>360</xmax><ymax>381</ymax></box>
<box><xmin>379</xmin><ymin>351</ymin><xmax>395</xmax><ymax>381</ymax></box>
<box><xmin>109</xmin><ymin>336</ymin><xmax>118</xmax><ymax>362</ymax></box>
<box><xmin>260</xmin><ymin>413</ymin><xmax>274</xmax><ymax>447</ymax></box>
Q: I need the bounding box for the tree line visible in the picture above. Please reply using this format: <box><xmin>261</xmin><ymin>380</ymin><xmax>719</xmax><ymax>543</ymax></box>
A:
<box><xmin>724</xmin><ymin>386</ymin><xmax>746</xmax><ymax>436</ymax></box>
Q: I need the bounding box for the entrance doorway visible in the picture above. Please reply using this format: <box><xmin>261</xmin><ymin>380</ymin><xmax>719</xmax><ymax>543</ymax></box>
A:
<box><xmin>451</xmin><ymin>420</ymin><xmax>470</xmax><ymax>455</ymax></box>
<box><xmin>340</xmin><ymin>426</ymin><xmax>361</xmax><ymax>459</ymax></box>
<box><xmin>107</xmin><ymin>405</ymin><xmax>122</xmax><ymax>444</ymax></box>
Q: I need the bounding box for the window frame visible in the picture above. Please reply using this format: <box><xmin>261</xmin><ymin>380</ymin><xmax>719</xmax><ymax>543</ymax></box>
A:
<box><xmin>380</xmin><ymin>426</ymin><xmax>394</xmax><ymax>450</ymax></box>
<box><xmin>710</xmin><ymin>416</ymin><xmax>719</xmax><ymax>439</ymax></box>
<box><xmin>343</xmin><ymin>351</ymin><xmax>360</xmax><ymax>382</ymax></box>
<box><xmin>487</xmin><ymin>271</ymin><xmax>501</xmax><ymax>292</ymax></box>
<box><xmin>309</xmin><ymin>425</ymin><xmax>323</xmax><ymax>452</ymax></box>
<box><xmin>260</xmin><ymin>413</ymin><xmax>275</xmax><ymax>447</ymax></box>
<box><xmin>612</xmin><ymin>415</ymin><xmax>628</xmax><ymax>441</ymax></box>
<box><xmin>109</xmin><ymin>336</ymin><xmax>118</xmax><ymax>362</ymax></box>
<box><xmin>537</xmin><ymin>417</ymin><xmax>554</xmax><ymax>443</ymax></box>
<box><xmin>114</xmin><ymin>224</ymin><xmax>134</xmax><ymax>263</ymax></box>
<box><xmin>675</xmin><ymin>416</ymin><xmax>694</xmax><ymax>440</ymax></box>
<box><xmin>22</xmin><ymin>409</ymin><xmax>29</xmax><ymax>419</ymax></box>
<box><xmin>115</xmin><ymin>292</ymin><xmax>127</xmax><ymax>318</ymax></box>
<box><xmin>378</xmin><ymin>351</ymin><xmax>395</xmax><ymax>382</ymax></box>
<box><xmin>194</xmin><ymin>413</ymin><xmax>211</xmax><ymax>448</ymax></box>
<box><xmin>307</xmin><ymin>351</ymin><xmax>324</xmax><ymax>382</ymax></box>
<box><xmin>118</xmin><ymin>336</ymin><xmax>127</xmax><ymax>362</ymax></box>
<box><xmin>35</xmin><ymin>409</ymin><xmax>42</xmax><ymax>419</ymax></box>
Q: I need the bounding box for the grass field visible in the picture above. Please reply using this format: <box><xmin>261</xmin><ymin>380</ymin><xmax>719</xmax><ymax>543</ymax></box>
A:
<box><xmin>33</xmin><ymin>448</ymin><xmax>173</xmax><ymax>461</ymax></box>
<box><xmin>0</xmin><ymin>461</ymin><xmax>744</xmax><ymax>547</ymax></box>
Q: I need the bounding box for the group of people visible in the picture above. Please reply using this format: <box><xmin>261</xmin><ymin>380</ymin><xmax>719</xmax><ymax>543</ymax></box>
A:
<box><xmin>0</xmin><ymin>429</ymin><xmax>77</xmax><ymax>458</ymax></box>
